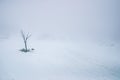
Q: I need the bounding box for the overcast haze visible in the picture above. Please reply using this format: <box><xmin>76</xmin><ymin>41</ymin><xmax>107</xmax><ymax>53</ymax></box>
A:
<box><xmin>0</xmin><ymin>0</ymin><xmax>120</xmax><ymax>80</ymax></box>
<box><xmin>0</xmin><ymin>0</ymin><xmax>119</xmax><ymax>42</ymax></box>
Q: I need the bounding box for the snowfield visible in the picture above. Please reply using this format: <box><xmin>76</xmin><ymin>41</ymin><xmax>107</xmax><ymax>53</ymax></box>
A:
<box><xmin>0</xmin><ymin>36</ymin><xmax>120</xmax><ymax>80</ymax></box>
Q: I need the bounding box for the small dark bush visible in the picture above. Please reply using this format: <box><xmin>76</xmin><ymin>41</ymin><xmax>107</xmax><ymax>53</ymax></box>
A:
<box><xmin>31</xmin><ymin>48</ymin><xmax>35</xmax><ymax>50</ymax></box>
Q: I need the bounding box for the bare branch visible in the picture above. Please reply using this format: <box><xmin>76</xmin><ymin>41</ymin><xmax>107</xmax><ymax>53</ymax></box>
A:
<box><xmin>21</xmin><ymin>30</ymin><xmax>26</xmax><ymax>41</ymax></box>
<box><xmin>26</xmin><ymin>33</ymin><xmax>31</xmax><ymax>40</ymax></box>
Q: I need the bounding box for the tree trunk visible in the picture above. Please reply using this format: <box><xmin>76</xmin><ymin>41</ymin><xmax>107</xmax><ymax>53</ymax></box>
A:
<box><xmin>24</xmin><ymin>41</ymin><xmax>27</xmax><ymax>51</ymax></box>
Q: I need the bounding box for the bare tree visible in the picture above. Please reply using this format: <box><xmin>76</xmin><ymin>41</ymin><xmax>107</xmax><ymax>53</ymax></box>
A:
<box><xmin>20</xmin><ymin>30</ymin><xmax>31</xmax><ymax>52</ymax></box>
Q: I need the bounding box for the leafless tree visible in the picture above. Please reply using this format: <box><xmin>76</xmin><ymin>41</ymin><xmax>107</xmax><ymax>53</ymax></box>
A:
<box><xmin>21</xmin><ymin>30</ymin><xmax>31</xmax><ymax>52</ymax></box>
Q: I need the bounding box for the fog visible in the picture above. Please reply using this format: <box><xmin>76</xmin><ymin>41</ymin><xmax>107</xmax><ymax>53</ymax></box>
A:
<box><xmin>0</xmin><ymin>0</ymin><xmax>119</xmax><ymax>42</ymax></box>
<box><xmin>0</xmin><ymin>0</ymin><xmax>120</xmax><ymax>80</ymax></box>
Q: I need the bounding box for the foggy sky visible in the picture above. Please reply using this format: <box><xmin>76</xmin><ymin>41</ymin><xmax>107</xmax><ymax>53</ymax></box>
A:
<box><xmin>0</xmin><ymin>0</ymin><xmax>119</xmax><ymax>42</ymax></box>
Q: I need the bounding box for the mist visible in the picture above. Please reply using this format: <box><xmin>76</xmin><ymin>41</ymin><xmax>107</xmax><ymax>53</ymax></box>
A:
<box><xmin>0</xmin><ymin>0</ymin><xmax>120</xmax><ymax>80</ymax></box>
<box><xmin>0</xmin><ymin>0</ymin><xmax>119</xmax><ymax>42</ymax></box>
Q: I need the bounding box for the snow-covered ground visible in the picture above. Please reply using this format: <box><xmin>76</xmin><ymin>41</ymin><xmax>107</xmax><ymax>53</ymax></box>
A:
<box><xmin>0</xmin><ymin>36</ymin><xmax>120</xmax><ymax>80</ymax></box>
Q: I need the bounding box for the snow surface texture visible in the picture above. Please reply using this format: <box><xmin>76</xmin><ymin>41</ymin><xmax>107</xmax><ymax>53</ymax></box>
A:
<box><xmin>0</xmin><ymin>36</ymin><xmax>120</xmax><ymax>80</ymax></box>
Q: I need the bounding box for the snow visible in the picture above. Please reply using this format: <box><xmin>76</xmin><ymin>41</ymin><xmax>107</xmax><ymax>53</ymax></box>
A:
<box><xmin>0</xmin><ymin>36</ymin><xmax>120</xmax><ymax>80</ymax></box>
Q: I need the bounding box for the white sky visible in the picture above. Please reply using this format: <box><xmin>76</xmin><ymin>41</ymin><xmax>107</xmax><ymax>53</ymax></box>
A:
<box><xmin>0</xmin><ymin>0</ymin><xmax>119</xmax><ymax>42</ymax></box>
